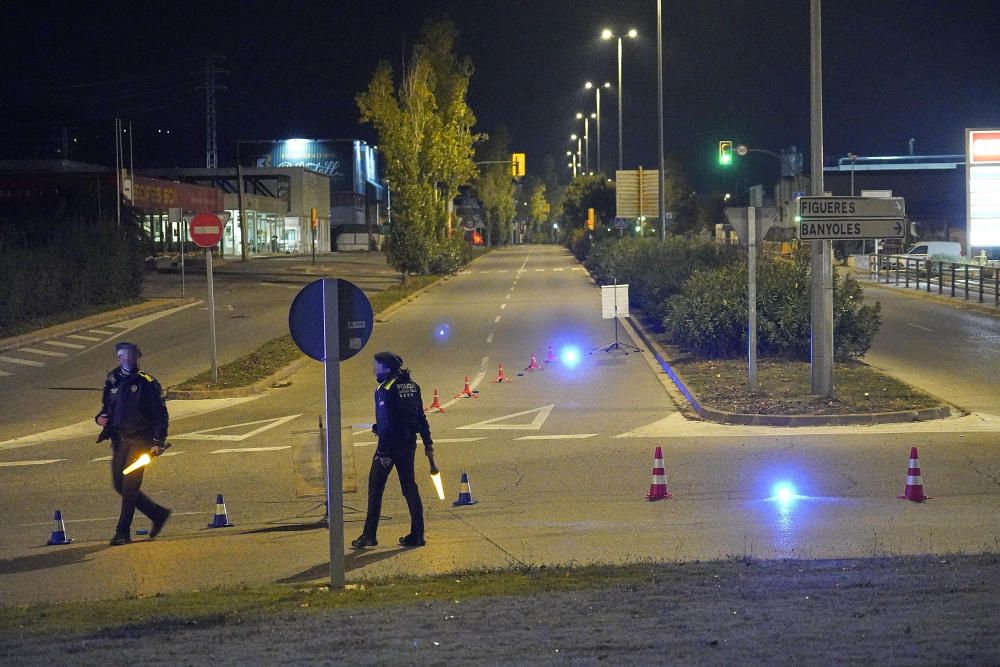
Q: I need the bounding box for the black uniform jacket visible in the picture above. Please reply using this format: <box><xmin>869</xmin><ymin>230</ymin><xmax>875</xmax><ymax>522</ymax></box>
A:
<box><xmin>95</xmin><ymin>368</ymin><xmax>169</xmax><ymax>444</ymax></box>
<box><xmin>373</xmin><ymin>371</ymin><xmax>433</xmax><ymax>454</ymax></box>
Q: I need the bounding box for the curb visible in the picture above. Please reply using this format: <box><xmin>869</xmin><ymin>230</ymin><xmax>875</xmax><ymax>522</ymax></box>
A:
<box><xmin>580</xmin><ymin>258</ymin><xmax>952</xmax><ymax>427</ymax></box>
<box><xmin>0</xmin><ymin>298</ymin><xmax>198</xmax><ymax>354</ymax></box>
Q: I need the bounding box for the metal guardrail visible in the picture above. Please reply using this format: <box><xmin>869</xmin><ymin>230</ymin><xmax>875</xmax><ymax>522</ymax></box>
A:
<box><xmin>868</xmin><ymin>255</ymin><xmax>1000</xmax><ymax>306</ymax></box>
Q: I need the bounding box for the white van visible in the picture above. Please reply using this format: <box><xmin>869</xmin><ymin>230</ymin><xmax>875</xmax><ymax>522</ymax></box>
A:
<box><xmin>893</xmin><ymin>241</ymin><xmax>963</xmax><ymax>264</ymax></box>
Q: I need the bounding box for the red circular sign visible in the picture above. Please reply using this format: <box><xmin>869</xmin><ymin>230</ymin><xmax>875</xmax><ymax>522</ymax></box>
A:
<box><xmin>189</xmin><ymin>211</ymin><xmax>225</xmax><ymax>248</ymax></box>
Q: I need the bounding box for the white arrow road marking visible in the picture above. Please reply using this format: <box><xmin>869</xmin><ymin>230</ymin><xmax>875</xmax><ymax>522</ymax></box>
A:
<box><xmin>0</xmin><ymin>395</ymin><xmax>264</xmax><ymax>451</ymax></box>
<box><xmin>515</xmin><ymin>434</ymin><xmax>597</xmax><ymax>440</ymax></box>
<box><xmin>211</xmin><ymin>446</ymin><xmax>291</xmax><ymax>454</ymax></box>
<box><xmin>171</xmin><ymin>414</ymin><xmax>302</xmax><ymax>441</ymax></box>
<box><xmin>457</xmin><ymin>405</ymin><xmax>555</xmax><ymax>430</ymax></box>
<box><xmin>0</xmin><ymin>459</ymin><xmax>66</xmax><ymax>467</ymax></box>
<box><xmin>43</xmin><ymin>340</ymin><xmax>86</xmax><ymax>349</ymax></box>
<box><xmin>0</xmin><ymin>356</ymin><xmax>45</xmax><ymax>367</ymax></box>
<box><xmin>20</xmin><ymin>347</ymin><xmax>68</xmax><ymax>357</ymax></box>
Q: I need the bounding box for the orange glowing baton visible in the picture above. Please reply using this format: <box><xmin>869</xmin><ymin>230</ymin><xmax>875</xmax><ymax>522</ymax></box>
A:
<box><xmin>122</xmin><ymin>443</ymin><xmax>171</xmax><ymax>475</ymax></box>
<box><xmin>428</xmin><ymin>453</ymin><xmax>445</xmax><ymax>500</ymax></box>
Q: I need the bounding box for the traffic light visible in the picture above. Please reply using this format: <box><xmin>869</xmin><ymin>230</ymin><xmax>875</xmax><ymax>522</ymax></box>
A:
<box><xmin>586</xmin><ymin>207</ymin><xmax>595</xmax><ymax>231</ymax></box>
<box><xmin>511</xmin><ymin>153</ymin><xmax>526</xmax><ymax>177</ymax></box>
<box><xmin>718</xmin><ymin>140</ymin><xmax>733</xmax><ymax>166</ymax></box>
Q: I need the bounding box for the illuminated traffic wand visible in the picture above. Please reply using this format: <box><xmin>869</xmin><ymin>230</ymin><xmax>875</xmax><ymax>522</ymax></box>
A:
<box><xmin>427</xmin><ymin>453</ymin><xmax>445</xmax><ymax>500</ymax></box>
<box><xmin>123</xmin><ymin>443</ymin><xmax>172</xmax><ymax>475</ymax></box>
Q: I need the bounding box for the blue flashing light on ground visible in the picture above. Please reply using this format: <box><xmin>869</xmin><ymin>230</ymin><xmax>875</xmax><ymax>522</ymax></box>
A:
<box><xmin>433</xmin><ymin>322</ymin><xmax>451</xmax><ymax>343</ymax></box>
<box><xmin>560</xmin><ymin>346</ymin><xmax>581</xmax><ymax>367</ymax></box>
<box><xmin>771</xmin><ymin>482</ymin><xmax>798</xmax><ymax>506</ymax></box>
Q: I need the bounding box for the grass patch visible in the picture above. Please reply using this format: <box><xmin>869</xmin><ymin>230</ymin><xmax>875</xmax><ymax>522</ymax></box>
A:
<box><xmin>172</xmin><ymin>274</ymin><xmax>444</xmax><ymax>391</ymax></box>
<box><xmin>0</xmin><ymin>560</ymin><xmax>715</xmax><ymax>637</ymax></box>
<box><xmin>672</xmin><ymin>356</ymin><xmax>942</xmax><ymax>415</ymax></box>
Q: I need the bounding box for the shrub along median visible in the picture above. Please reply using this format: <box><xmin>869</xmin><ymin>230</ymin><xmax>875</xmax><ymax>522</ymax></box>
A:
<box><xmin>573</xmin><ymin>233</ymin><xmax>945</xmax><ymax>417</ymax></box>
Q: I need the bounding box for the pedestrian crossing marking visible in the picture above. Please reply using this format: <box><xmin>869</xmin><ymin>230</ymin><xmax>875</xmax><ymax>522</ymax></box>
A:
<box><xmin>68</xmin><ymin>334</ymin><xmax>100</xmax><ymax>342</ymax></box>
<box><xmin>457</xmin><ymin>404</ymin><xmax>555</xmax><ymax>430</ymax></box>
<box><xmin>20</xmin><ymin>347</ymin><xmax>68</xmax><ymax>357</ymax></box>
<box><xmin>171</xmin><ymin>414</ymin><xmax>302</xmax><ymax>441</ymax></box>
<box><xmin>0</xmin><ymin>459</ymin><xmax>66</xmax><ymax>467</ymax></box>
<box><xmin>0</xmin><ymin>355</ymin><xmax>45</xmax><ymax>367</ymax></box>
<box><xmin>211</xmin><ymin>446</ymin><xmax>291</xmax><ymax>454</ymax></box>
<box><xmin>89</xmin><ymin>329</ymin><xmax>114</xmax><ymax>335</ymax></box>
<box><xmin>43</xmin><ymin>340</ymin><xmax>86</xmax><ymax>349</ymax></box>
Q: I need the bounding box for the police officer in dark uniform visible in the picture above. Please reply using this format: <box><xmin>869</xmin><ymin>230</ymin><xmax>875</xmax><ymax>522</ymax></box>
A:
<box><xmin>95</xmin><ymin>342</ymin><xmax>171</xmax><ymax>546</ymax></box>
<box><xmin>352</xmin><ymin>351</ymin><xmax>433</xmax><ymax>549</ymax></box>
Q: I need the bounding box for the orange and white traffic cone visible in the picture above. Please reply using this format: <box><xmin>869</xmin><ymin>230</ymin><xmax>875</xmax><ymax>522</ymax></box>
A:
<box><xmin>545</xmin><ymin>345</ymin><xmax>555</xmax><ymax>363</ymax></box>
<box><xmin>495</xmin><ymin>362</ymin><xmax>511</xmax><ymax>383</ymax></box>
<box><xmin>454</xmin><ymin>376</ymin><xmax>478</xmax><ymax>398</ymax></box>
<box><xmin>898</xmin><ymin>446</ymin><xmax>930</xmax><ymax>502</ymax></box>
<box><xmin>425</xmin><ymin>388</ymin><xmax>446</xmax><ymax>413</ymax></box>
<box><xmin>645</xmin><ymin>446</ymin><xmax>673</xmax><ymax>501</ymax></box>
<box><xmin>524</xmin><ymin>353</ymin><xmax>542</xmax><ymax>371</ymax></box>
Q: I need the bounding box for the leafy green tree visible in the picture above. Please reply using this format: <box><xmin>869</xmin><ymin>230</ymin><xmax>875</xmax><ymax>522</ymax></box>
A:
<box><xmin>560</xmin><ymin>174</ymin><xmax>615</xmax><ymax>231</ymax></box>
<box><xmin>475</xmin><ymin>126</ymin><xmax>516</xmax><ymax>246</ymax></box>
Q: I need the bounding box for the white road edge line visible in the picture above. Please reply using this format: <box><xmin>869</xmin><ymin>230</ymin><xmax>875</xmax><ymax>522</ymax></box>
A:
<box><xmin>211</xmin><ymin>446</ymin><xmax>291</xmax><ymax>454</ymax></box>
<box><xmin>906</xmin><ymin>322</ymin><xmax>934</xmax><ymax>332</ymax></box>
<box><xmin>22</xmin><ymin>511</ymin><xmax>204</xmax><ymax>527</ymax></box>
<box><xmin>0</xmin><ymin>459</ymin><xmax>66</xmax><ymax>467</ymax></box>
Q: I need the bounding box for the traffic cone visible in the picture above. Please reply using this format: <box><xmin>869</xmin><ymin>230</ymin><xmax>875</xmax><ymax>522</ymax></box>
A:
<box><xmin>898</xmin><ymin>447</ymin><xmax>930</xmax><ymax>502</ymax></box>
<box><xmin>495</xmin><ymin>362</ymin><xmax>511</xmax><ymax>383</ymax></box>
<box><xmin>524</xmin><ymin>353</ymin><xmax>542</xmax><ymax>371</ymax></box>
<box><xmin>425</xmin><ymin>388</ymin><xmax>446</xmax><ymax>413</ymax></box>
<box><xmin>454</xmin><ymin>376</ymin><xmax>478</xmax><ymax>398</ymax></box>
<box><xmin>452</xmin><ymin>472</ymin><xmax>479</xmax><ymax>506</ymax></box>
<box><xmin>645</xmin><ymin>446</ymin><xmax>673</xmax><ymax>501</ymax></box>
<box><xmin>46</xmin><ymin>510</ymin><xmax>73</xmax><ymax>545</ymax></box>
<box><xmin>207</xmin><ymin>494</ymin><xmax>234</xmax><ymax>528</ymax></box>
<box><xmin>545</xmin><ymin>345</ymin><xmax>555</xmax><ymax>363</ymax></box>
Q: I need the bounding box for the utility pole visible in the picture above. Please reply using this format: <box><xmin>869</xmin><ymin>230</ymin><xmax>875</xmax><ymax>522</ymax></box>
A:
<box><xmin>656</xmin><ymin>0</ymin><xmax>666</xmax><ymax>240</ymax></box>
<box><xmin>809</xmin><ymin>0</ymin><xmax>834</xmax><ymax>397</ymax></box>
<box><xmin>199</xmin><ymin>55</ymin><xmax>228</xmax><ymax>169</ymax></box>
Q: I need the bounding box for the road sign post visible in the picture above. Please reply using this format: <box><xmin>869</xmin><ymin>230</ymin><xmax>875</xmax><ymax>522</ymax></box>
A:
<box><xmin>189</xmin><ymin>212</ymin><xmax>227</xmax><ymax>383</ymax></box>
<box><xmin>289</xmin><ymin>278</ymin><xmax>374</xmax><ymax>590</ymax></box>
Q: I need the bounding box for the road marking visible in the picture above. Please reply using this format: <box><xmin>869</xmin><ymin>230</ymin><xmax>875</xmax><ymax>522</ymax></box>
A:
<box><xmin>172</xmin><ymin>414</ymin><xmax>302</xmax><ymax>441</ymax></box>
<box><xmin>554</xmin><ymin>268</ymin><xmax>565</xmax><ymax>272</ymax></box>
<box><xmin>0</xmin><ymin>369</ymin><xmax>10</xmax><ymax>377</ymax></box>
<box><xmin>354</xmin><ymin>437</ymin><xmax>485</xmax><ymax>448</ymax></box>
<box><xmin>494</xmin><ymin>315</ymin><xmax>502</xmax><ymax>323</ymax></box>
<box><xmin>907</xmin><ymin>322</ymin><xmax>934</xmax><ymax>332</ymax></box>
<box><xmin>486</xmin><ymin>333</ymin><xmax>494</xmax><ymax>344</ymax></box>
<box><xmin>535</xmin><ymin>268</ymin><xmax>545</xmax><ymax>272</ymax></box>
<box><xmin>20</xmin><ymin>347</ymin><xmax>68</xmax><ymax>357</ymax></box>
<box><xmin>0</xmin><ymin>355</ymin><xmax>45</xmax><ymax>367</ymax></box>
<box><xmin>480</xmin><ymin>270</ymin><xmax>491</xmax><ymax>274</ymax></box>
<box><xmin>43</xmin><ymin>340</ymin><xmax>86</xmax><ymax>349</ymax></box>
<box><xmin>457</xmin><ymin>404</ymin><xmax>555</xmax><ymax>430</ymax></box>
<box><xmin>92</xmin><ymin>451</ymin><xmax>185</xmax><ymax>462</ymax></box>
<box><xmin>515</xmin><ymin>434</ymin><xmax>596</xmax><ymax>440</ymax></box>
<box><xmin>260</xmin><ymin>282</ymin><xmax>301</xmax><ymax>289</ymax></box>
<box><xmin>68</xmin><ymin>334</ymin><xmax>101</xmax><ymax>341</ymax></box>
<box><xmin>211</xmin><ymin>446</ymin><xmax>291</xmax><ymax>454</ymax></box>
<box><xmin>572</xmin><ymin>267</ymin><xmax>583</xmax><ymax>271</ymax></box>
<box><xmin>500</xmin><ymin>303</ymin><xmax>506</xmax><ymax>310</ymax></box>
<box><xmin>497</xmin><ymin>270</ymin><xmax>508</xmax><ymax>273</ymax></box>
<box><xmin>22</xmin><ymin>510</ymin><xmax>204</xmax><ymax>527</ymax></box>
<box><xmin>505</xmin><ymin>294</ymin><xmax>510</xmax><ymax>300</ymax></box>
<box><xmin>0</xmin><ymin>459</ymin><xmax>66</xmax><ymax>467</ymax></box>
<box><xmin>89</xmin><ymin>329</ymin><xmax>115</xmax><ymax>335</ymax></box>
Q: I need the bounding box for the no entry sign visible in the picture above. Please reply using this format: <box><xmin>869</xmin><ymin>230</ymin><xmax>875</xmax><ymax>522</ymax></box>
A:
<box><xmin>189</xmin><ymin>212</ymin><xmax>225</xmax><ymax>248</ymax></box>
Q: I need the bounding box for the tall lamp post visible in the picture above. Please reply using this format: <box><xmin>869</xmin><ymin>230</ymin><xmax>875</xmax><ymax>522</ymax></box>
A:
<box><xmin>566</xmin><ymin>150</ymin><xmax>577</xmax><ymax>179</ymax></box>
<box><xmin>576</xmin><ymin>113</ymin><xmax>594</xmax><ymax>173</ymax></box>
<box><xmin>585</xmin><ymin>81</ymin><xmax>611</xmax><ymax>175</ymax></box>
<box><xmin>601</xmin><ymin>28</ymin><xmax>637</xmax><ymax>171</ymax></box>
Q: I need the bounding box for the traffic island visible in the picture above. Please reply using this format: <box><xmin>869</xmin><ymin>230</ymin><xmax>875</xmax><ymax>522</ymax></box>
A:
<box><xmin>626</xmin><ymin>318</ymin><xmax>952</xmax><ymax>426</ymax></box>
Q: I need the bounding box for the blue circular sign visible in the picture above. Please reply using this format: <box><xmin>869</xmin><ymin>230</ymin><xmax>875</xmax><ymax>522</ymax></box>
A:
<box><xmin>288</xmin><ymin>278</ymin><xmax>374</xmax><ymax>362</ymax></box>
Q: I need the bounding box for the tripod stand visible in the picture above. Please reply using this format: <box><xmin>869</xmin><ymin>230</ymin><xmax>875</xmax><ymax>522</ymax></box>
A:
<box><xmin>591</xmin><ymin>279</ymin><xmax>641</xmax><ymax>354</ymax></box>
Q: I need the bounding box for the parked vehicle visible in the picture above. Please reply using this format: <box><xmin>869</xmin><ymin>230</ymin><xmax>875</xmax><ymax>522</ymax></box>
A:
<box><xmin>888</xmin><ymin>241</ymin><xmax>963</xmax><ymax>267</ymax></box>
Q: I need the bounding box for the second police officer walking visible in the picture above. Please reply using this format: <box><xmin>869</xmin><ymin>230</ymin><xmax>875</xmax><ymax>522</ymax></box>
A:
<box><xmin>95</xmin><ymin>342</ymin><xmax>172</xmax><ymax>546</ymax></box>
<box><xmin>352</xmin><ymin>351</ymin><xmax>433</xmax><ymax>549</ymax></box>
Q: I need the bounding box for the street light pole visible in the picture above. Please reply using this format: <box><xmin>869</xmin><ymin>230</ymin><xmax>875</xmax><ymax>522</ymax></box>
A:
<box><xmin>576</xmin><ymin>113</ymin><xmax>591</xmax><ymax>173</ymax></box>
<box><xmin>586</xmin><ymin>81</ymin><xmax>611</xmax><ymax>174</ymax></box>
<box><xmin>602</xmin><ymin>29</ymin><xmax>636</xmax><ymax>172</ymax></box>
<box><xmin>848</xmin><ymin>152</ymin><xmax>858</xmax><ymax>196</ymax></box>
<box><xmin>656</xmin><ymin>0</ymin><xmax>666</xmax><ymax>240</ymax></box>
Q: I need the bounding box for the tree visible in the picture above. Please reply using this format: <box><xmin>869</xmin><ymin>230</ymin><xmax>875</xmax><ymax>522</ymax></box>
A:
<box><xmin>560</xmin><ymin>174</ymin><xmax>615</xmax><ymax>231</ymax></box>
<box><xmin>475</xmin><ymin>126</ymin><xmax>516</xmax><ymax>246</ymax></box>
<box><xmin>357</xmin><ymin>19</ymin><xmax>480</xmax><ymax>277</ymax></box>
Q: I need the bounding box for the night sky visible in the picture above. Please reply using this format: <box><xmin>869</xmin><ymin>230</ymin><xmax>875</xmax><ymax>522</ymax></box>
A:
<box><xmin>2</xmin><ymin>1</ymin><xmax>998</xmax><ymax>191</ymax></box>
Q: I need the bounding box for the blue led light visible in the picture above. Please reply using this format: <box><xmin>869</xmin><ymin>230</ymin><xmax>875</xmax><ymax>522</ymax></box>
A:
<box><xmin>560</xmin><ymin>346</ymin><xmax>581</xmax><ymax>367</ymax></box>
<box><xmin>771</xmin><ymin>482</ymin><xmax>798</xmax><ymax>505</ymax></box>
<box><xmin>432</xmin><ymin>322</ymin><xmax>451</xmax><ymax>342</ymax></box>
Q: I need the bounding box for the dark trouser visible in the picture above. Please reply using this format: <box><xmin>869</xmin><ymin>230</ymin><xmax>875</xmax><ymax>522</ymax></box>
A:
<box><xmin>362</xmin><ymin>447</ymin><xmax>424</xmax><ymax>540</ymax></box>
<box><xmin>111</xmin><ymin>435</ymin><xmax>169</xmax><ymax>537</ymax></box>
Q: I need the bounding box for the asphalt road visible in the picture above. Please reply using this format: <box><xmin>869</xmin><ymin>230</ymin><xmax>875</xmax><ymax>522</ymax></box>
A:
<box><xmin>1</xmin><ymin>247</ymin><xmax>999</xmax><ymax>605</ymax></box>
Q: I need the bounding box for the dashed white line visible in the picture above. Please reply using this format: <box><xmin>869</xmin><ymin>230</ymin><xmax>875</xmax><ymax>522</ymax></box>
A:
<box><xmin>22</xmin><ymin>510</ymin><xmax>204</xmax><ymax>527</ymax></box>
<box><xmin>211</xmin><ymin>446</ymin><xmax>291</xmax><ymax>454</ymax></box>
<box><xmin>535</xmin><ymin>268</ymin><xmax>545</xmax><ymax>272</ymax></box>
<box><xmin>43</xmin><ymin>340</ymin><xmax>86</xmax><ymax>349</ymax></box>
<box><xmin>494</xmin><ymin>315</ymin><xmax>502</xmax><ymax>323</ymax></box>
<box><xmin>515</xmin><ymin>434</ymin><xmax>597</xmax><ymax>440</ymax></box>
<box><xmin>505</xmin><ymin>294</ymin><xmax>510</xmax><ymax>300</ymax></box>
<box><xmin>68</xmin><ymin>334</ymin><xmax>100</xmax><ymax>342</ymax></box>
<box><xmin>0</xmin><ymin>459</ymin><xmax>66</xmax><ymax>467</ymax></box>
<box><xmin>554</xmin><ymin>268</ymin><xmax>565</xmax><ymax>272</ymax></box>
<box><xmin>0</xmin><ymin>356</ymin><xmax>45</xmax><ymax>367</ymax></box>
<box><xmin>500</xmin><ymin>303</ymin><xmax>506</xmax><ymax>310</ymax></box>
<box><xmin>486</xmin><ymin>333</ymin><xmax>494</xmax><ymax>344</ymax></box>
<box><xmin>20</xmin><ymin>347</ymin><xmax>68</xmax><ymax>357</ymax></box>
<box><xmin>907</xmin><ymin>322</ymin><xmax>934</xmax><ymax>332</ymax></box>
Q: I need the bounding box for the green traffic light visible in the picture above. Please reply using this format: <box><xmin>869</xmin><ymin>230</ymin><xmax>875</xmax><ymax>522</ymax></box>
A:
<box><xmin>719</xmin><ymin>153</ymin><xmax>732</xmax><ymax>166</ymax></box>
